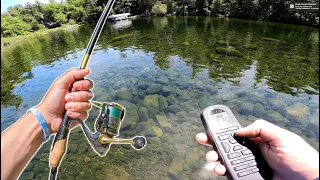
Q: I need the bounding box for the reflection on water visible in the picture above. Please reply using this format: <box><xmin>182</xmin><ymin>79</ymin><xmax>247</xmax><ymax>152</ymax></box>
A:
<box><xmin>1</xmin><ymin>17</ymin><xmax>319</xmax><ymax>180</ymax></box>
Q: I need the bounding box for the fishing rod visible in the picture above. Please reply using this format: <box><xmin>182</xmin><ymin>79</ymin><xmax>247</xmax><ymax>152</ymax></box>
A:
<box><xmin>48</xmin><ymin>0</ymin><xmax>146</xmax><ymax>179</ymax></box>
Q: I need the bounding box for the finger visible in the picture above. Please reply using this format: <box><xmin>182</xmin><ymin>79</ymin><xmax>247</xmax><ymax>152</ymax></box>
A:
<box><xmin>206</xmin><ymin>151</ymin><xmax>219</xmax><ymax>162</ymax></box>
<box><xmin>66</xmin><ymin>111</ymin><xmax>88</xmax><ymax>120</ymax></box>
<box><xmin>65</xmin><ymin>91</ymin><xmax>93</xmax><ymax>102</ymax></box>
<box><xmin>55</xmin><ymin>68</ymin><xmax>90</xmax><ymax>88</ymax></box>
<box><xmin>65</xmin><ymin>102</ymin><xmax>91</xmax><ymax>112</ymax></box>
<box><xmin>235</xmin><ymin>119</ymin><xmax>284</xmax><ymax>142</ymax></box>
<box><xmin>72</xmin><ymin>79</ymin><xmax>94</xmax><ymax>91</ymax></box>
<box><xmin>213</xmin><ymin>164</ymin><xmax>226</xmax><ymax>176</ymax></box>
<box><xmin>196</xmin><ymin>133</ymin><xmax>212</xmax><ymax>146</ymax></box>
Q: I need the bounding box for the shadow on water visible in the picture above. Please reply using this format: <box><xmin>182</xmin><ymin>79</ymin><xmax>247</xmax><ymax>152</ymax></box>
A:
<box><xmin>1</xmin><ymin>16</ymin><xmax>319</xmax><ymax>180</ymax></box>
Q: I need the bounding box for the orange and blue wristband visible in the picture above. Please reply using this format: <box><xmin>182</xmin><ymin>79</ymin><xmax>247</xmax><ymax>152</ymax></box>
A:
<box><xmin>28</xmin><ymin>107</ymin><xmax>50</xmax><ymax>141</ymax></box>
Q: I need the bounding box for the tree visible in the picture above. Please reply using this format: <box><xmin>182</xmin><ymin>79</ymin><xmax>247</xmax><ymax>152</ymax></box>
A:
<box><xmin>151</xmin><ymin>1</ymin><xmax>167</xmax><ymax>16</ymax></box>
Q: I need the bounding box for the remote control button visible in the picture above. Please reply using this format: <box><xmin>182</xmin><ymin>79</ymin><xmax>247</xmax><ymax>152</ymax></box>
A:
<box><xmin>251</xmin><ymin>168</ymin><xmax>259</xmax><ymax>173</ymax></box>
<box><xmin>216</xmin><ymin>128</ymin><xmax>229</xmax><ymax>134</ymax></box>
<box><xmin>248</xmin><ymin>162</ymin><xmax>257</xmax><ymax>167</ymax></box>
<box><xmin>234</xmin><ymin>163</ymin><xmax>249</xmax><ymax>171</ymax></box>
<box><xmin>227</xmin><ymin>152</ymin><xmax>241</xmax><ymax>159</ymax></box>
<box><xmin>245</xmin><ymin>156</ymin><xmax>255</xmax><ymax>161</ymax></box>
<box><xmin>228</xmin><ymin>126</ymin><xmax>239</xmax><ymax>131</ymax></box>
<box><xmin>221</xmin><ymin>142</ymin><xmax>231</xmax><ymax>153</ymax></box>
<box><xmin>231</xmin><ymin>158</ymin><xmax>246</xmax><ymax>165</ymax></box>
<box><xmin>229</xmin><ymin>139</ymin><xmax>237</xmax><ymax>144</ymax></box>
<box><xmin>237</xmin><ymin>169</ymin><xmax>253</xmax><ymax>177</ymax></box>
<box><xmin>241</xmin><ymin>149</ymin><xmax>252</xmax><ymax>155</ymax></box>
<box><xmin>233</xmin><ymin>145</ymin><xmax>243</xmax><ymax>151</ymax></box>
<box><xmin>218</xmin><ymin>134</ymin><xmax>231</xmax><ymax>141</ymax></box>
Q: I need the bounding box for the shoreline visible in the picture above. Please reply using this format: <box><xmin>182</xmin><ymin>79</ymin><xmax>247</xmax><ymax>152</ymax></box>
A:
<box><xmin>1</xmin><ymin>24</ymin><xmax>82</xmax><ymax>47</ymax></box>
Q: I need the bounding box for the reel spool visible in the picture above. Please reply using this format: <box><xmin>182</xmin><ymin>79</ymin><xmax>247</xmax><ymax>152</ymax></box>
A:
<box><xmin>73</xmin><ymin>101</ymin><xmax>147</xmax><ymax>157</ymax></box>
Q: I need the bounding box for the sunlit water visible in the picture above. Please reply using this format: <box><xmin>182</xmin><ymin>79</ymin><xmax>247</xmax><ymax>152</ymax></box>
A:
<box><xmin>1</xmin><ymin>17</ymin><xmax>319</xmax><ymax>180</ymax></box>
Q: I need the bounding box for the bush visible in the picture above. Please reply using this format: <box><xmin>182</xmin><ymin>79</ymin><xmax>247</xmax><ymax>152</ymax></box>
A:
<box><xmin>55</xmin><ymin>12</ymin><xmax>67</xmax><ymax>25</ymax></box>
<box><xmin>151</xmin><ymin>2</ymin><xmax>167</xmax><ymax>16</ymax></box>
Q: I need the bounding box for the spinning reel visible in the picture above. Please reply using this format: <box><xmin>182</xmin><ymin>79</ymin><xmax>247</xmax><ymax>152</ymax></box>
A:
<box><xmin>73</xmin><ymin>101</ymin><xmax>147</xmax><ymax>156</ymax></box>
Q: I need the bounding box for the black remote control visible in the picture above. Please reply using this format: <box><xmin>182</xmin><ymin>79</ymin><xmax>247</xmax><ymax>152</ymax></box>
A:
<box><xmin>200</xmin><ymin>105</ymin><xmax>273</xmax><ymax>180</ymax></box>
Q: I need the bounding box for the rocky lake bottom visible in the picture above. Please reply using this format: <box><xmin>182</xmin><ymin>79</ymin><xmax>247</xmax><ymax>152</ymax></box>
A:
<box><xmin>1</xmin><ymin>17</ymin><xmax>318</xmax><ymax>180</ymax></box>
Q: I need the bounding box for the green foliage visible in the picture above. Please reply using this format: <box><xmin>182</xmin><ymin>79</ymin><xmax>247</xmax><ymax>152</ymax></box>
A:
<box><xmin>166</xmin><ymin>0</ymin><xmax>177</xmax><ymax>14</ymax></box>
<box><xmin>55</xmin><ymin>13</ymin><xmax>67</xmax><ymax>24</ymax></box>
<box><xmin>151</xmin><ymin>2</ymin><xmax>167</xmax><ymax>16</ymax></box>
<box><xmin>1</xmin><ymin>13</ymin><xmax>31</xmax><ymax>36</ymax></box>
<box><xmin>1</xmin><ymin>0</ymin><xmax>319</xmax><ymax>37</ymax></box>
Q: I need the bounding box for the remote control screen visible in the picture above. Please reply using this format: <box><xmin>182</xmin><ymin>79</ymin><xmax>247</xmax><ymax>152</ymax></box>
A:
<box><xmin>211</xmin><ymin>109</ymin><xmax>229</xmax><ymax>124</ymax></box>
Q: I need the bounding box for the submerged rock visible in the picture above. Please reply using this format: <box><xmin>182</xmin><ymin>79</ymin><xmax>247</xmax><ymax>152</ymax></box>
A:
<box><xmin>20</xmin><ymin>172</ymin><xmax>35</xmax><ymax>179</ymax></box>
<box><xmin>179</xmin><ymin>100</ymin><xmax>200</xmax><ymax>112</ymax></box>
<box><xmin>115</xmin><ymin>90</ymin><xmax>133</xmax><ymax>101</ymax></box>
<box><xmin>146</xmin><ymin>84</ymin><xmax>163</xmax><ymax>94</ymax></box>
<box><xmin>176</xmin><ymin>111</ymin><xmax>187</xmax><ymax>119</ymax></box>
<box><xmin>138</xmin><ymin>107</ymin><xmax>149</xmax><ymax>121</ymax></box>
<box><xmin>268</xmin><ymin>98</ymin><xmax>287</xmax><ymax>110</ymax></box>
<box><xmin>137</xmin><ymin>80</ymin><xmax>148</xmax><ymax>90</ymax></box>
<box><xmin>185</xmin><ymin>148</ymin><xmax>200</xmax><ymax>168</ymax></box>
<box><xmin>144</xmin><ymin>95</ymin><xmax>159</xmax><ymax>110</ymax></box>
<box><xmin>24</xmin><ymin>162</ymin><xmax>34</xmax><ymax>172</ymax></box>
<box><xmin>152</xmin><ymin>126</ymin><xmax>163</xmax><ymax>137</ymax></box>
<box><xmin>253</xmin><ymin>103</ymin><xmax>265</xmax><ymax>117</ymax></box>
<box><xmin>148</xmin><ymin>136</ymin><xmax>161</xmax><ymax>144</ymax></box>
<box><xmin>156</xmin><ymin>113</ymin><xmax>172</xmax><ymax>128</ymax></box>
<box><xmin>161</xmin><ymin>133</ymin><xmax>175</xmax><ymax>144</ymax></box>
<box><xmin>166</xmin><ymin>95</ymin><xmax>179</xmax><ymax>105</ymax></box>
<box><xmin>264</xmin><ymin>110</ymin><xmax>289</xmax><ymax>124</ymax></box>
<box><xmin>159</xmin><ymin>95</ymin><xmax>168</xmax><ymax>111</ymax></box>
<box><xmin>142</xmin><ymin>124</ymin><xmax>158</xmax><ymax>137</ymax></box>
<box><xmin>162</xmin><ymin>86</ymin><xmax>176</xmax><ymax>96</ymax></box>
<box><xmin>156</xmin><ymin>78</ymin><xmax>170</xmax><ymax>86</ymax></box>
<box><xmin>238</xmin><ymin>102</ymin><xmax>254</xmax><ymax>115</ymax></box>
<box><xmin>168</xmin><ymin>157</ymin><xmax>185</xmax><ymax>179</ymax></box>
<box><xmin>167</xmin><ymin>105</ymin><xmax>183</xmax><ymax>114</ymax></box>
<box><xmin>216</xmin><ymin>46</ymin><xmax>244</xmax><ymax>57</ymax></box>
<box><xmin>187</xmin><ymin>111</ymin><xmax>200</xmax><ymax>117</ymax></box>
<box><xmin>118</xmin><ymin>100</ymin><xmax>139</xmax><ymax>129</ymax></box>
<box><xmin>286</xmin><ymin>103</ymin><xmax>310</xmax><ymax>126</ymax></box>
<box><xmin>104</xmin><ymin>165</ymin><xmax>130</xmax><ymax>180</ymax></box>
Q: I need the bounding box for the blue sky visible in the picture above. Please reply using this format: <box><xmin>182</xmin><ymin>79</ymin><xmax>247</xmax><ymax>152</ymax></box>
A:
<box><xmin>1</xmin><ymin>0</ymin><xmax>50</xmax><ymax>13</ymax></box>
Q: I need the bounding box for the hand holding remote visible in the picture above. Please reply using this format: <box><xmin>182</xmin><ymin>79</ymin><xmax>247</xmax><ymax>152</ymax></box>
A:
<box><xmin>196</xmin><ymin>120</ymin><xmax>319</xmax><ymax>180</ymax></box>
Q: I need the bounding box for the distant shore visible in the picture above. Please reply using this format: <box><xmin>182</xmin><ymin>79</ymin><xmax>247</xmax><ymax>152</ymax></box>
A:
<box><xmin>1</xmin><ymin>24</ymin><xmax>81</xmax><ymax>47</ymax></box>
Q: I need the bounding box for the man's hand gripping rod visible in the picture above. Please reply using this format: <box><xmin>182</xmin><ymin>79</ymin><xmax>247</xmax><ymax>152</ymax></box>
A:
<box><xmin>49</xmin><ymin>0</ymin><xmax>116</xmax><ymax>179</ymax></box>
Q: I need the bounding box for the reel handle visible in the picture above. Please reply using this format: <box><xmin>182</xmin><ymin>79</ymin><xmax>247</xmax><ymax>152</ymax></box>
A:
<box><xmin>98</xmin><ymin>134</ymin><xmax>147</xmax><ymax>150</ymax></box>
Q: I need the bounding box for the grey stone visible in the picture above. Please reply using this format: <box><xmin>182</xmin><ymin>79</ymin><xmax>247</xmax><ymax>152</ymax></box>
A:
<box><xmin>167</xmin><ymin>105</ymin><xmax>183</xmax><ymax>114</ymax></box>
<box><xmin>176</xmin><ymin>111</ymin><xmax>187</xmax><ymax>119</ymax></box>
<box><xmin>20</xmin><ymin>172</ymin><xmax>35</xmax><ymax>179</ymax></box>
<box><xmin>146</xmin><ymin>84</ymin><xmax>163</xmax><ymax>94</ymax></box>
<box><xmin>166</xmin><ymin>95</ymin><xmax>179</xmax><ymax>105</ymax></box>
<box><xmin>138</xmin><ymin>107</ymin><xmax>149</xmax><ymax>121</ymax></box>
<box><xmin>162</xmin><ymin>86</ymin><xmax>176</xmax><ymax>96</ymax></box>
<box><xmin>187</xmin><ymin>111</ymin><xmax>199</xmax><ymax>117</ymax></box>
<box><xmin>144</xmin><ymin>95</ymin><xmax>159</xmax><ymax>110</ymax></box>
<box><xmin>156</xmin><ymin>113</ymin><xmax>172</xmax><ymax>128</ymax></box>
<box><xmin>168</xmin><ymin>157</ymin><xmax>185</xmax><ymax>179</ymax></box>
<box><xmin>159</xmin><ymin>95</ymin><xmax>168</xmax><ymax>111</ymax></box>
<box><xmin>253</xmin><ymin>103</ymin><xmax>265</xmax><ymax>117</ymax></box>
<box><xmin>286</xmin><ymin>103</ymin><xmax>310</xmax><ymax>126</ymax></box>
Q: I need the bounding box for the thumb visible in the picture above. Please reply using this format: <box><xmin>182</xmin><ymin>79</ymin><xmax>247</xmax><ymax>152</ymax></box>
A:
<box><xmin>235</xmin><ymin>119</ymin><xmax>285</xmax><ymax>143</ymax></box>
<box><xmin>55</xmin><ymin>68</ymin><xmax>90</xmax><ymax>89</ymax></box>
